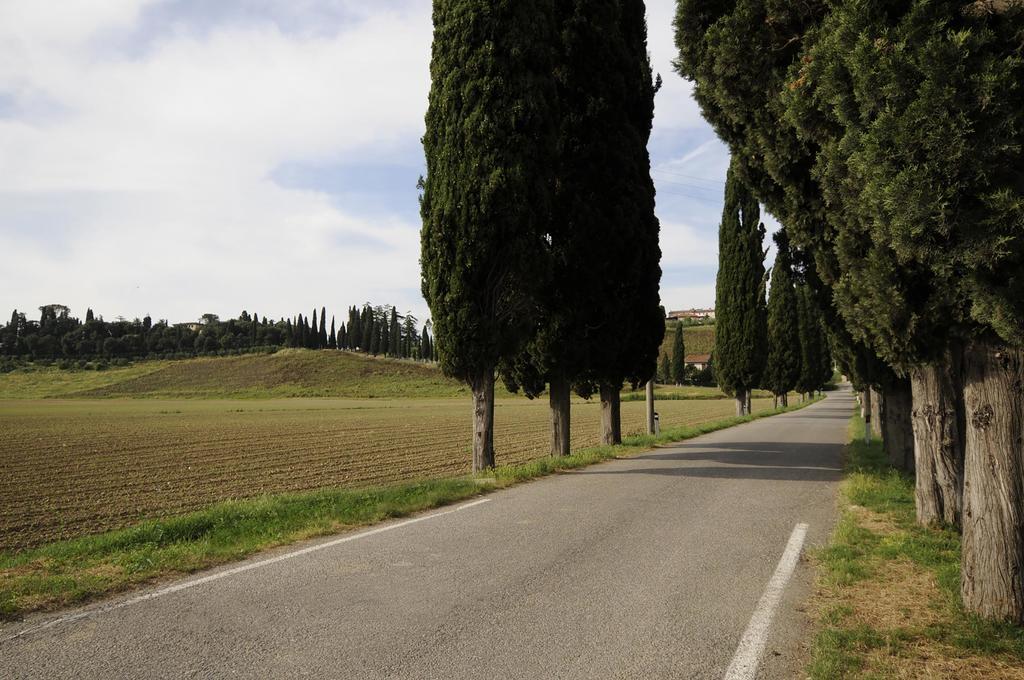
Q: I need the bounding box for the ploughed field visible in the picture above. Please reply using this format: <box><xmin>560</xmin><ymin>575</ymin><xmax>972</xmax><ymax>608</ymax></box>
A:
<box><xmin>0</xmin><ymin>396</ymin><xmax>773</xmax><ymax>551</ymax></box>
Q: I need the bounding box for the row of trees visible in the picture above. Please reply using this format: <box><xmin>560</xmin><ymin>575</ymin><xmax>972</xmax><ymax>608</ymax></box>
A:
<box><xmin>714</xmin><ymin>164</ymin><xmax>834</xmax><ymax>414</ymax></box>
<box><xmin>675</xmin><ymin>0</ymin><xmax>1023</xmax><ymax>622</ymax></box>
<box><xmin>420</xmin><ymin>0</ymin><xmax>663</xmax><ymax>469</ymax></box>
<box><xmin>0</xmin><ymin>304</ymin><xmax>435</xmax><ymax>363</ymax></box>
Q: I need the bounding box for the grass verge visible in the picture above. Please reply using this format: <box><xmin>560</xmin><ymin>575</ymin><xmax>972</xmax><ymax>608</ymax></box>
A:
<box><xmin>808</xmin><ymin>414</ymin><xmax>1024</xmax><ymax>679</ymax></box>
<box><xmin>0</xmin><ymin>396</ymin><xmax>821</xmax><ymax>622</ymax></box>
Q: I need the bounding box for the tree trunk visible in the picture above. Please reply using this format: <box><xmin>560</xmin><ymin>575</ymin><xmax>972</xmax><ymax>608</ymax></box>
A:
<box><xmin>646</xmin><ymin>380</ymin><xmax>655</xmax><ymax>434</ymax></box>
<box><xmin>881</xmin><ymin>378</ymin><xmax>914</xmax><ymax>472</ymax></box>
<box><xmin>471</xmin><ymin>367</ymin><xmax>495</xmax><ymax>472</ymax></box>
<box><xmin>549</xmin><ymin>373</ymin><xmax>571</xmax><ymax>457</ymax></box>
<box><xmin>910</xmin><ymin>352</ymin><xmax>965</xmax><ymax>527</ymax></box>
<box><xmin>961</xmin><ymin>340</ymin><xmax>1024</xmax><ymax>623</ymax></box>
<box><xmin>782</xmin><ymin>393</ymin><xmax>789</xmax><ymax>407</ymax></box>
<box><xmin>870</xmin><ymin>388</ymin><xmax>883</xmax><ymax>437</ymax></box>
<box><xmin>600</xmin><ymin>383</ymin><xmax>622</xmax><ymax>445</ymax></box>
<box><xmin>773</xmin><ymin>395</ymin><xmax>779</xmax><ymax>410</ymax></box>
<box><xmin>735</xmin><ymin>388</ymin><xmax>746</xmax><ymax>416</ymax></box>
<box><xmin>746</xmin><ymin>390</ymin><xmax>753</xmax><ymax>416</ymax></box>
<box><xmin>861</xmin><ymin>389</ymin><xmax>873</xmax><ymax>444</ymax></box>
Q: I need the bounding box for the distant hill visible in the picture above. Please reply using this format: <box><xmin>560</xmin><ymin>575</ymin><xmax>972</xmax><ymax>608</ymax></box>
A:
<box><xmin>657</xmin><ymin>324</ymin><xmax>715</xmax><ymax>362</ymax></box>
<box><xmin>0</xmin><ymin>350</ymin><xmax>481</xmax><ymax>400</ymax></box>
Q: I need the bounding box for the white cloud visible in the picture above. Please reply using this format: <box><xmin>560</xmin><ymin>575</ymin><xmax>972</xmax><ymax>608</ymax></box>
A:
<box><xmin>658</xmin><ymin>220</ymin><xmax>716</xmax><ymax>268</ymax></box>
<box><xmin>0</xmin><ymin>0</ymin><xmax>730</xmax><ymax>325</ymax></box>
<box><xmin>660</xmin><ymin>283</ymin><xmax>716</xmax><ymax>311</ymax></box>
<box><xmin>0</xmin><ymin>1</ymin><xmax>432</xmax><ymax>323</ymax></box>
<box><xmin>645</xmin><ymin>0</ymin><xmax>705</xmax><ymax>131</ymax></box>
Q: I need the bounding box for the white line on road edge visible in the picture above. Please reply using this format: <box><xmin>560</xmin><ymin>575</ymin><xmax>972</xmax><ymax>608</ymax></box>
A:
<box><xmin>723</xmin><ymin>522</ymin><xmax>809</xmax><ymax>680</ymax></box>
<box><xmin>0</xmin><ymin>497</ymin><xmax>492</xmax><ymax>644</ymax></box>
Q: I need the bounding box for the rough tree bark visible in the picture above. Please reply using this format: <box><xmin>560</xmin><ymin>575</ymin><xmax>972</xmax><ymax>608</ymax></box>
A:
<box><xmin>735</xmin><ymin>388</ymin><xmax>746</xmax><ymax>416</ymax></box>
<box><xmin>870</xmin><ymin>388</ymin><xmax>883</xmax><ymax>437</ymax></box>
<box><xmin>881</xmin><ymin>378</ymin><xmax>915</xmax><ymax>471</ymax></box>
<box><xmin>646</xmin><ymin>380</ymin><xmax>656</xmax><ymax>434</ymax></box>
<box><xmin>961</xmin><ymin>340</ymin><xmax>1024</xmax><ymax>623</ymax></box>
<box><xmin>549</xmin><ymin>373</ymin><xmax>571</xmax><ymax>457</ymax></box>
<box><xmin>861</xmin><ymin>389</ymin><xmax>873</xmax><ymax>444</ymax></box>
<box><xmin>471</xmin><ymin>367</ymin><xmax>496</xmax><ymax>472</ymax></box>
<box><xmin>746</xmin><ymin>390</ymin><xmax>753</xmax><ymax>416</ymax></box>
<box><xmin>600</xmin><ymin>383</ymin><xmax>622</xmax><ymax>445</ymax></box>
<box><xmin>910</xmin><ymin>350</ymin><xmax>965</xmax><ymax>527</ymax></box>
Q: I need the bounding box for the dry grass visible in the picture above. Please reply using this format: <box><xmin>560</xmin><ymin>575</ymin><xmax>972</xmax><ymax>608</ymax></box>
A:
<box><xmin>809</xmin><ymin>415</ymin><xmax>1024</xmax><ymax>678</ymax></box>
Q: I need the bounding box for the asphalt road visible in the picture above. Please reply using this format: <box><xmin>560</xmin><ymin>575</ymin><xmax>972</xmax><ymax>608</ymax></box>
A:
<box><xmin>1</xmin><ymin>388</ymin><xmax>851</xmax><ymax>679</ymax></box>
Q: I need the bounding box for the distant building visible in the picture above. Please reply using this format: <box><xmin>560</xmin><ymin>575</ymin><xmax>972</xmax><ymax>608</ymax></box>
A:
<box><xmin>667</xmin><ymin>308</ymin><xmax>715</xmax><ymax>321</ymax></box>
<box><xmin>684</xmin><ymin>353</ymin><xmax>712</xmax><ymax>370</ymax></box>
<box><xmin>174</xmin><ymin>322</ymin><xmax>203</xmax><ymax>332</ymax></box>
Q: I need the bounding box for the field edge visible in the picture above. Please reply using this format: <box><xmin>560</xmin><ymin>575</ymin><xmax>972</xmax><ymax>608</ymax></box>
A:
<box><xmin>0</xmin><ymin>396</ymin><xmax>822</xmax><ymax>623</ymax></box>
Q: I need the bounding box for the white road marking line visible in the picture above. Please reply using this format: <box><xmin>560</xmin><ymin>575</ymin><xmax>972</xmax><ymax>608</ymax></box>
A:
<box><xmin>0</xmin><ymin>497</ymin><xmax>492</xmax><ymax>644</ymax></box>
<box><xmin>723</xmin><ymin>522</ymin><xmax>809</xmax><ymax>680</ymax></box>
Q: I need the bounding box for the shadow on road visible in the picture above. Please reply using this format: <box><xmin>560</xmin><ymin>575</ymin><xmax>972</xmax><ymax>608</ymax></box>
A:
<box><xmin>581</xmin><ymin>441</ymin><xmax>844</xmax><ymax>482</ymax></box>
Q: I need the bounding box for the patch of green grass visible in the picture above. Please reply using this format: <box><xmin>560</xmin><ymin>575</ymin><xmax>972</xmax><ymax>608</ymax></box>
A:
<box><xmin>0</xmin><ymin>350</ymin><xmax>515</xmax><ymax>400</ymax></box>
<box><xmin>808</xmin><ymin>411</ymin><xmax>1024</xmax><ymax>678</ymax></box>
<box><xmin>0</xmin><ymin>394</ymin><xmax>822</xmax><ymax>620</ymax></box>
<box><xmin>0</xmin><ymin>361</ymin><xmax>171</xmax><ymax>399</ymax></box>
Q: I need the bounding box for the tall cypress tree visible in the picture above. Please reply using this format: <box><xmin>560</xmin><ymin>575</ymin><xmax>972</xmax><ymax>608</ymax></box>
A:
<box><xmin>388</xmin><ymin>307</ymin><xmax>400</xmax><ymax>357</ymax></box>
<box><xmin>319</xmin><ymin>307</ymin><xmax>328</xmax><ymax>349</ymax></box>
<box><xmin>715</xmin><ymin>159</ymin><xmax>768</xmax><ymax>415</ymax></box>
<box><xmin>671</xmin><ymin>321</ymin><xmax>685</xmax><ymax>385</ymax></box>
<box><xmin>361</xmin><ymin>306</ymin><xmax>373</xmax><ymax>352</ymax></box>
<box><xmin>329</xmin><ymin>317</ymin><xmax>336</xmax><ymax>349</ymax></box>
<box><xmin>501</xmin><ymin>0</ymin><xmax>642</xmax><ymax>456</ymax></box>
<box><xmin>421</xmin><ymin>0</ymin><xmax>558</xmax><ymax>471</ymax></box>
<box><xmin>764</xmin><ymin>230</ymin><xmax>801</xmax><ymax>405</ymax></box>
<box><xmin>548</xmin><ymin>0</ymin><xmax>663</xmax><ymax>447</ymax></box>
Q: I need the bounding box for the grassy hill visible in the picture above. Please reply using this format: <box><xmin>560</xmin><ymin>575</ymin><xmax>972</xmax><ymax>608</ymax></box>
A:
<box><xmin>0</xmin><ymin>350</ymin><xmax>484</xmax><ymax>399</ymax></box>
<box><xmin>657</xmin><ymin>324</ymin><xmax>715</xmax><ymax>362</ymax></box>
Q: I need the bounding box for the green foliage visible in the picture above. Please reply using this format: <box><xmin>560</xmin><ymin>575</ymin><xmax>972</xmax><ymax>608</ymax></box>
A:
<box><xmin>420</xmin><ymin>0</ymin><xmax>558</xmax><ymax>382</ymax></box>
<box><xmin>796</xmin><ymin>283</ymin><xmax>831</xmax><ymax>394</ymax></box>
<box><xmin>764</xmin><ymin>230</ymin><xmax>801</xmax><ymax>396</ymax></box>
<box><xmin>713</xmin><ymin>159</ymin><xmax>768</xmax><ymax>395</ymax></box>
<box><xmin>504</xmin><ymin>0</ymin><xmax>663</xmax><ymax>400</ymax></box>
<box><xmin>671</xmin><ymin>320</ymin><xmax>686</xmax><ymax>385</ymax></box>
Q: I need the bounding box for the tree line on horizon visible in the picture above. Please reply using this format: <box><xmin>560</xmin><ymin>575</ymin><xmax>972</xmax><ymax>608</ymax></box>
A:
<box><xmin>675</xmin><ymin>0</ymin><xmax>1023</xmax><ymax>623</ymax></box>
<box><xmin>0</xmin><ymin>303</ymin><xmax>435</xmax><ymax>367</ymax></box>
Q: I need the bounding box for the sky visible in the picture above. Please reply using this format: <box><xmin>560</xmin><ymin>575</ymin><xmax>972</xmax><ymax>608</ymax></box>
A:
<box><xmin>0</xmin><ymin>0</ymin><xmax>778</xmax><ymax>326</ymax></box>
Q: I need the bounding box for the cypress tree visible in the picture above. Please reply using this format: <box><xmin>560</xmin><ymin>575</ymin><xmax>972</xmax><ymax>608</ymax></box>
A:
<box><xmin>786</xmin><ymin>0</ymin><xmax>1024</xmax><ymax>620</ymax></box>
<box><xmin>714</xmin><ymin>159</ymin><xmax>768</xmax><ymax>415</ymax></box>
<box><xmin>421</xmin><ymin>0</ymin><xmax>558</xmax><ymax>471</ymax></box>
<box><xmin>546</xmin><ymin>0</ymin><xmax>663</xmax><ymax>446</ymax></box>
<box><xmin>764</xmin><ymin>230</ymin><xmax>801</xmax><ymax>406</ymax></box>
<box><xmin>659</xmin><ymin>352</ymin><xmax>671</xmax><ymax>385</ymax></box>
<box><xmin>329</xmin><ymin>317</ymin><xmax>336</xmax><ymax>349</ymax></box>
<box><xmin>85</xmin><ymin>308</ymin><xmax>94</xmax><ymax>323</ymax></box>
<box><xmin>671</xmin><ymin>321</ymin><xmax>685</xmax><ymax>385</ymax></box>
<box><xmin>795</xmin><ymin>284</ymin><xmax>821</xmax><ymax>398</ymax></box>
<box><xmin>310</xmin><ymin>309</ymin><xmax>319</xmax><ymax>349</ymax></box>
<box><xmin>319</xmin><ymin>307</ymin><xmax>328</xmax><ymax>349</ymax></box>
<box><xmin>285</xmin><ymin>318</ymin><xmax>294</xmax><ymax>347</ymax></box>
<box><xmin>361</xmin><ymin>306</ymin><xmax>373</xmax><ymax>352</ymax></box>
<box><xmin>388</xmin><ymin>307</ymin><xmax>400</xmax><ymax>357</ymax></box>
